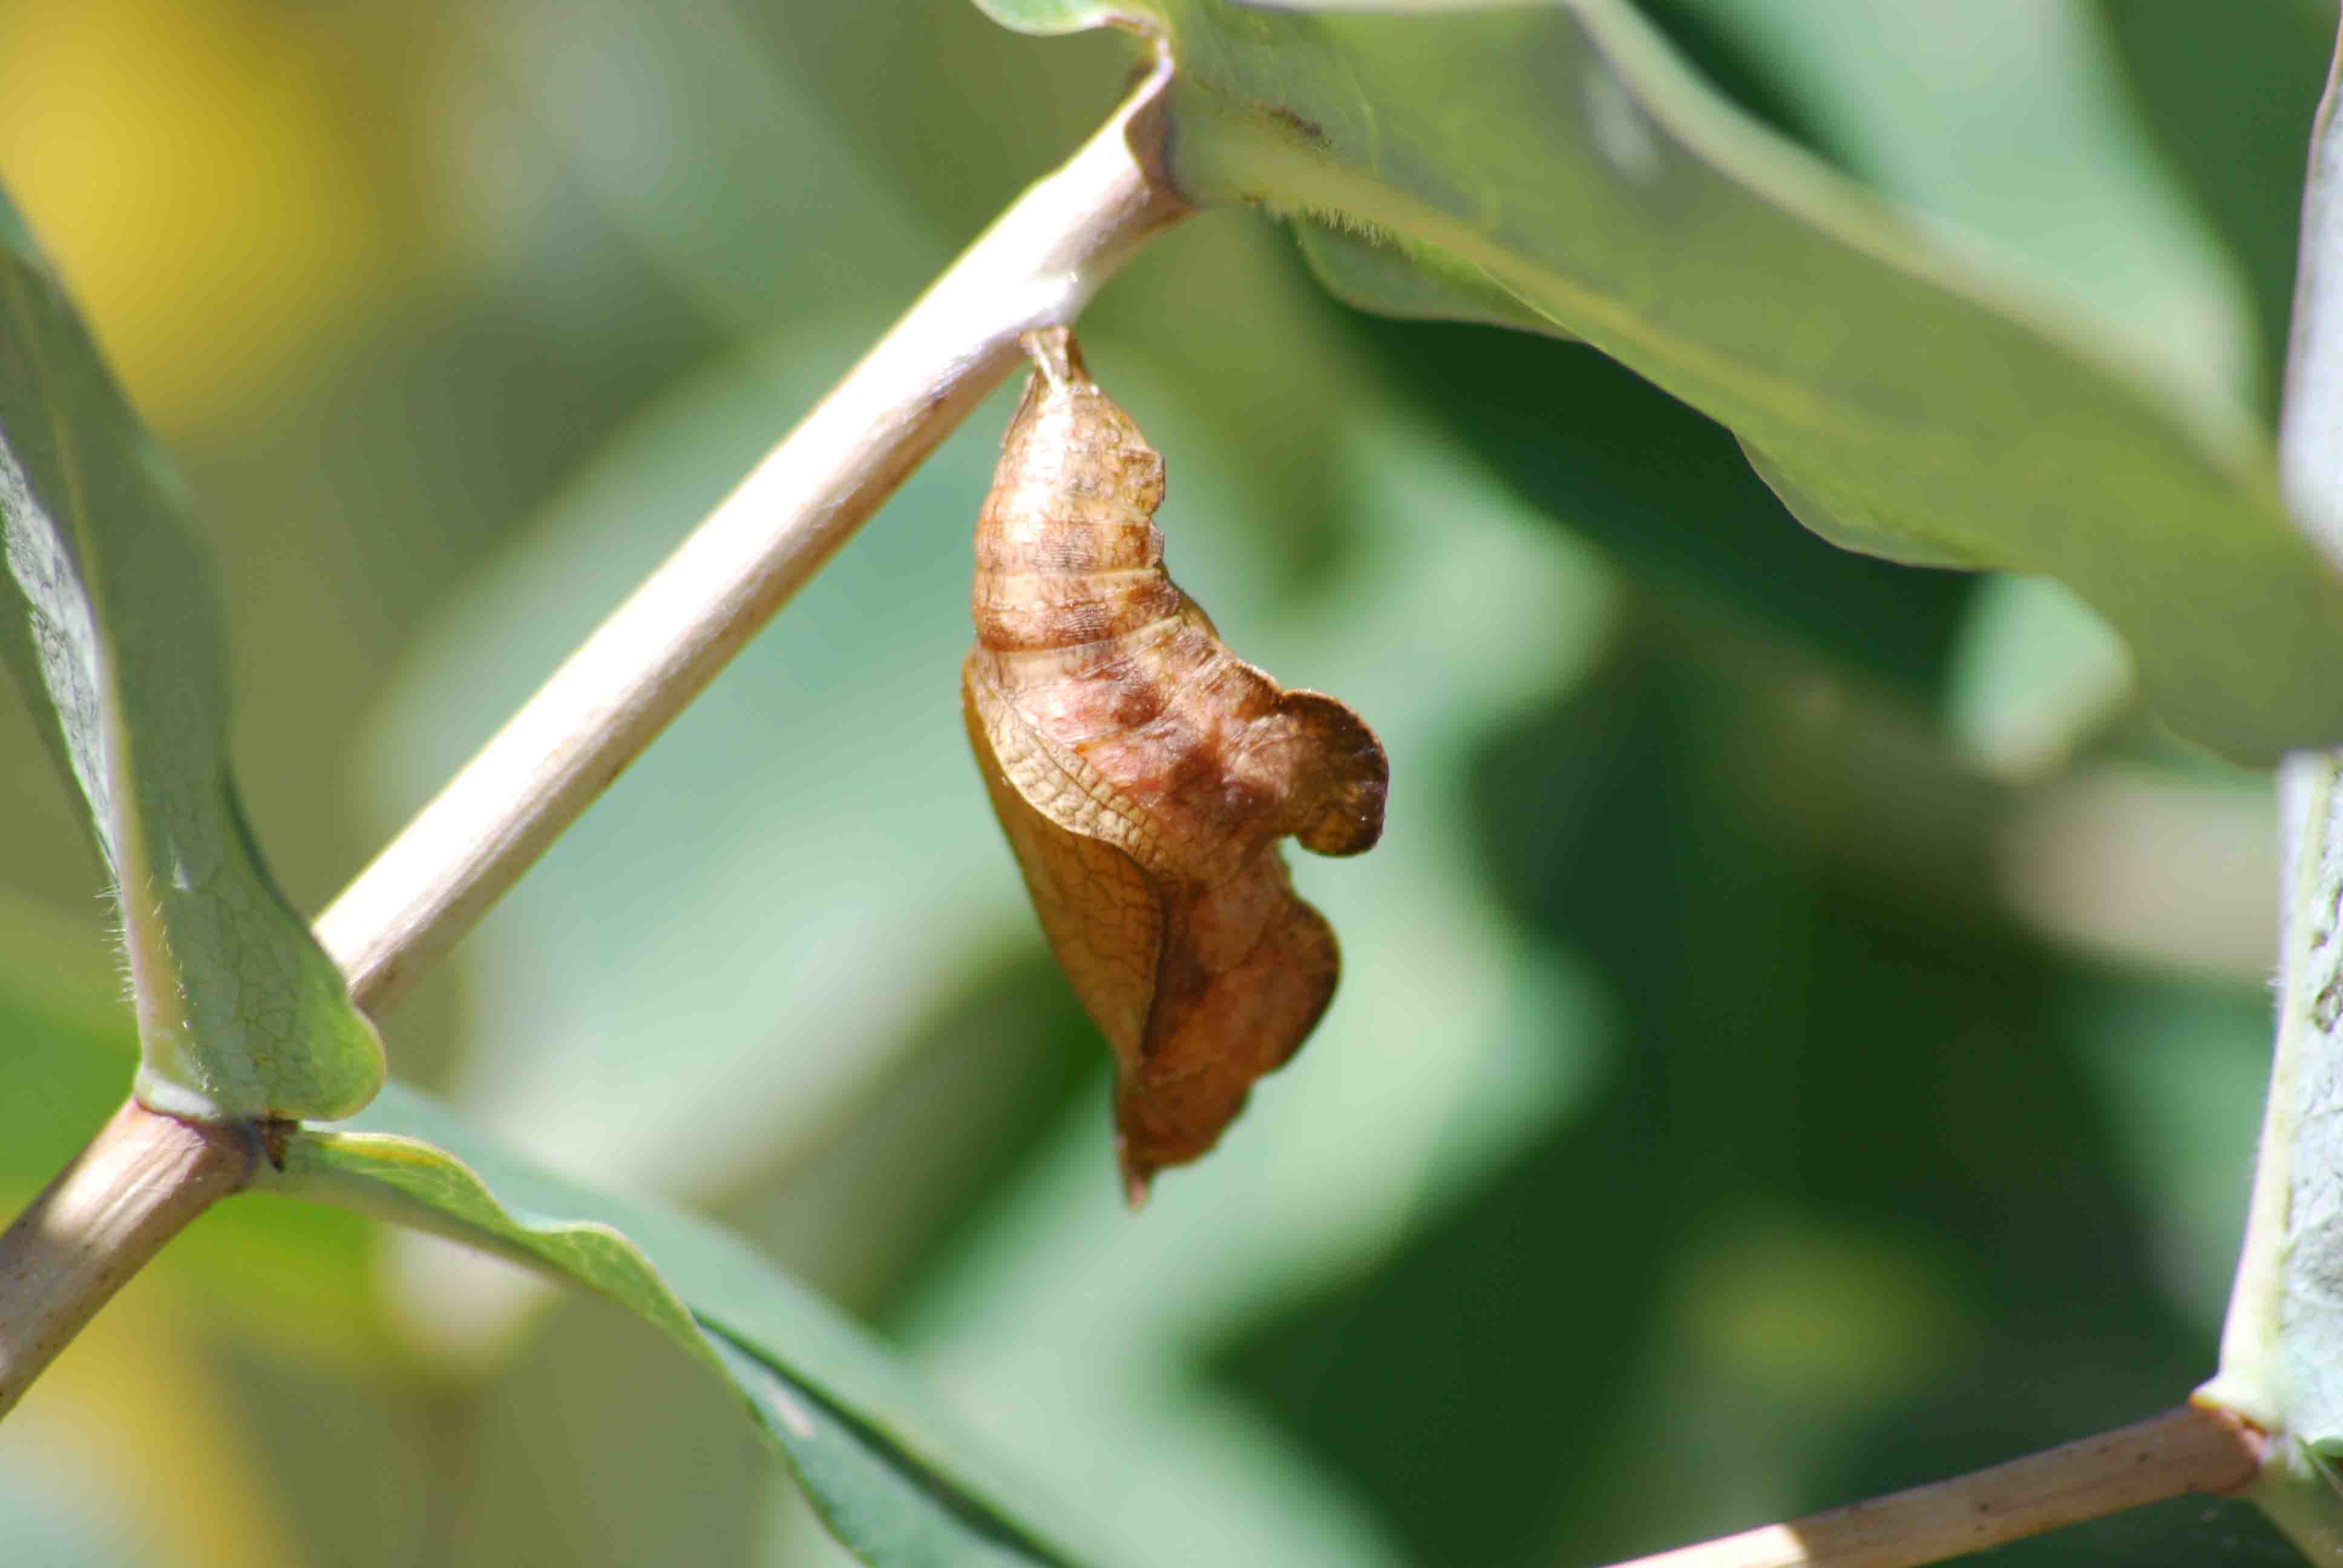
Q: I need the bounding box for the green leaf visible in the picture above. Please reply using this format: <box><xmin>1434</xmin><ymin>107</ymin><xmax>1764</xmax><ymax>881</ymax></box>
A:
<box><xmin>257</xmin><ymin>1081</ymin><xmax>1093</xmax><ymax>1567</ymax></box>
<box><xmin>1673</xmin><ymin>0</ymin><xmax>2258</xmax><ymax>411</ymax></box>
<box><xmin>0</xmin><ymin>185</ymin><xmax>381</xmax><ymax>1121</ymax></box>
<box><xmin>1311</xmin><ymin>304</ymin><xmax>1982</xmax><ymax>696</ymax></box>
<box><xmin>970</xmin><ymin>0</ymin><xmax>2343</xmax><ymax>762</ymax></box>
<box><xmin>2093</xmin><ymin>0</ymin><xmax>2338</xmax><ymax>413</ymax></box>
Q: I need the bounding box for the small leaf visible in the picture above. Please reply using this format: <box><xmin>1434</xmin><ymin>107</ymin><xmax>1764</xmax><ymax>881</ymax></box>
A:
<box><xmin>968</xmin><ymin>0</ymin><xmax>2343</xmax><ymax>762</ymax></box>
<box><xmin>962</xmin><ymin>329</ymin><xmax>1387</xmax><ymax>1201</ymax></box>
<box><xmin>0</xmin><ymin>184</ymin><xmax>381</xmax><ymax>1122</ymax></box>
<box><xmin>260</xmin><ymin>1082</ymin><xmax>1092</xmax><ymax>1567</ymax></box>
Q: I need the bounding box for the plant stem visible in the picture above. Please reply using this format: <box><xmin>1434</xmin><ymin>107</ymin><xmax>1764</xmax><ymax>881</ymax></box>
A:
<box><xmin>2201</xmin><ymin>750</ymin><xmax>2334</xmax><ymax>1435</ymax></box>
<box><xmin>0</xmin><ymin>1097</ymin><xmax>256</xmax><ymax>1419</ymax></box>
<box><xmin>1591</xmin><ymin>1403</ymin><xmax>2263</xmax><ymax>1568</ymax></box>
<box><xmin>2198</xmin><ymin>25</ymin><xmax>2343</xmax><ymax>1558</ymax></box>
<box><xmin>2198</xmin><ymin>11</ymin><xmax>2343</xmax><ymax>1557</ymax></box>
<box><xmin>311</xmin><ymin>49</ymin><xmax>1187</xmax><ymax>1016</ymax></box>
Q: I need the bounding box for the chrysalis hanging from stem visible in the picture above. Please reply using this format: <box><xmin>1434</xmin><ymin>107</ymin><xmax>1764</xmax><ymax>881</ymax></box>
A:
<box><xmin>961</xmin><ymin>327</ymin><xmax>1388</xmax><ymax>1205</ymax></box>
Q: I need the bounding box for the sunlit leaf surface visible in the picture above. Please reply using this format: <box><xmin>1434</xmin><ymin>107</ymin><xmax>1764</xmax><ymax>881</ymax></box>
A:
<box><xmin>0</xmin><ymin>185</ymin><xmax>379</xmax><ymax>1120</ymax></box>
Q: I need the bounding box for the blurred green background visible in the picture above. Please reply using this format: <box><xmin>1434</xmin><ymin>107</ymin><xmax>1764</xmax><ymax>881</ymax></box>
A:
<box><xmin>0</xmin><ymin>1</ymin><xmax>2325</xmax><ymax>1563</ymax></box>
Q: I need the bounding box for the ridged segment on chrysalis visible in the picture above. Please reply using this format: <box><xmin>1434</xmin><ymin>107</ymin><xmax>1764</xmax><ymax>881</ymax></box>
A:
<box><xmin>961</xmin><ymin>326</ymin><xmax>1388</xmax><ymax>1206</ymax></box>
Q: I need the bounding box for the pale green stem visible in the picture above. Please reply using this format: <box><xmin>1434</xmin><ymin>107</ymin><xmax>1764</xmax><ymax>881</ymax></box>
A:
<box><xmin>2197</xmin><ymin>12</ymin><xmax>2343</xmax><ymax>1561</ymax></box>
<box><xmin>2203</xmin><ymin>755</ymin><xmax>2336</xmax><ymax>1431</ymax></box>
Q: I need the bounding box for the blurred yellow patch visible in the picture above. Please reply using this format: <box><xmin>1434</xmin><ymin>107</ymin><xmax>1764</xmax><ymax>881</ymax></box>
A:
<box><xmin>1674</xmin><ymin>1214</ymin><xmax>1973</xmax><ymax>1411</ymax></box>
<box><xmin>0</xmin><ymin>1236</ymin><xmax>303</xmax><ymax>1568</ymax></box>
<box><xmin>0</xmin><ymin>0</ymin><xmax>422</xmax><ymax>431</ymax></box>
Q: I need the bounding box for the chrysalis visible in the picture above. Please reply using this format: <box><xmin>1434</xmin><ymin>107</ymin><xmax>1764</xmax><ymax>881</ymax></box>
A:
<box><xmin>962</xmin><ymin>327</ymin><xmax>1388</xmax><ymax>1205</ymax></box>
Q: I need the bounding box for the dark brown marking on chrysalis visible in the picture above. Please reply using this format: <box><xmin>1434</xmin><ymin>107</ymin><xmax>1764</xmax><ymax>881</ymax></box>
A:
<box><xmin>961</xmin><ymin>326</ymin><xmax>1388</xmax><ymax>1205</ymax></box>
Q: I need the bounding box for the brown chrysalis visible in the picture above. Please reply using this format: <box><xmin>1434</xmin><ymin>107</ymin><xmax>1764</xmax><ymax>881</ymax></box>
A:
<box><xmin>961</xmin><ymin>327</ymin><xmax>1388</xmax><ymax>1205</ymax></box>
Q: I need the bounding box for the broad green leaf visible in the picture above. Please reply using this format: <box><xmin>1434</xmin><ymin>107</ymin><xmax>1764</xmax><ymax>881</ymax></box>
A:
<box><xmin>0</xmin><ymin>186</ymin><xmax>381</xmax><ymax>1121</ymax></box>
<box><xmin>1676</xmin><ymin>0</ymin><xmax>2257</xmax><ymax>411</ymax></box>
<box><xmin>256</xmin><ymin>1081</ymin><xmax>1093</xmax><ymax>1567</ymax></box>
<box><xmin>2093</xmin><ymin>0</ymin><xmax>2338</xmax><ymax>411</ymax></box>
<box><xmin>971</xmin><ymin>0</ymin><xmax>2343</xmax><ymax>762</ymax></box>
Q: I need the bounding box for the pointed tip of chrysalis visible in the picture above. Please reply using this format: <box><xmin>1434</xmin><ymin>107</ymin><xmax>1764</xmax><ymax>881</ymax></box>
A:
<box><xmin>1116</xmin><ymin>1140</ymin><xmax>1154</xmax><ymax>1210</ymax></box>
